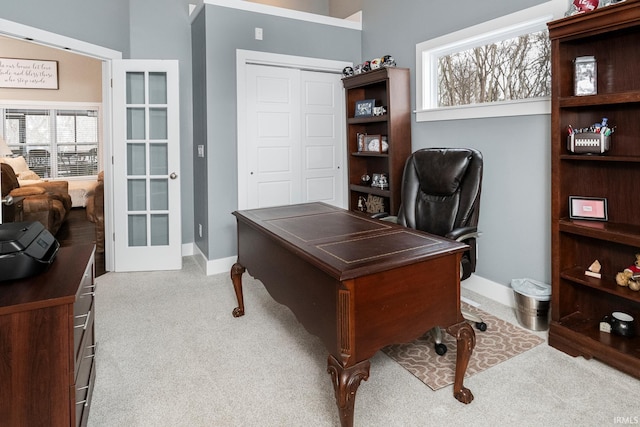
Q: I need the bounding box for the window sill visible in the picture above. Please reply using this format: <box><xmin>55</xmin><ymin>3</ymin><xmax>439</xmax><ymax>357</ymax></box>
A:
<box><xmin>415</xmin><ymin>97</ymin><xmax>550</xmax><ymax>122</ymax></box>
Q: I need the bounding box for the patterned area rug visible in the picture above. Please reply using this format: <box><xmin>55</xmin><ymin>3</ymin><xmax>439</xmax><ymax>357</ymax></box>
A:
<box><xmin>382</xmin><ymin>302</ymin><xmax>544</xmax><ymax>390</ymax></box>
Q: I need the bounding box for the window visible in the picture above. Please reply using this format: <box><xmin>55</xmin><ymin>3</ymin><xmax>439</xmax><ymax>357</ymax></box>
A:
<box><xmin>1</xmin><ymin>106</ymin><xmax>100</xmax><ymax>179</ymax></box>
<box><xmin>415</xmin><ymin>0</ymin><xmax>566</xmax><ymax>121</ymax></box>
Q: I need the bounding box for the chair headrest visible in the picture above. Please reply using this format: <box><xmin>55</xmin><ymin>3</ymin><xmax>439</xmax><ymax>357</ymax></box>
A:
<box><xmin>412</xmin><ymin>149</ymin><xmax>473</xmax><ymax>196</ymax></box>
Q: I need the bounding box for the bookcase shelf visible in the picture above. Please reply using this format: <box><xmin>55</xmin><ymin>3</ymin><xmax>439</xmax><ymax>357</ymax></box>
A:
<box><xmin>549</xmin><ymin>1</ymin><xmax>640</xmax><ymax>380</ymax></box>
<box><xmin>342</xmin><ymin>67</ymin><xmax>411</xmax><ymax>215</ymax></box>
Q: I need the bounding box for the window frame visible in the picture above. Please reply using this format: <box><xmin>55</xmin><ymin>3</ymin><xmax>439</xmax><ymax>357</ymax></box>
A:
<box><xmin>1</xmin><ymin>101</ymin><xmax>101</xmax><ymax>180</ymax></box>
<box><xmin>415</xmin><ymin>0</ymin><xmax>566</xmax><ymax>122</ymax></box>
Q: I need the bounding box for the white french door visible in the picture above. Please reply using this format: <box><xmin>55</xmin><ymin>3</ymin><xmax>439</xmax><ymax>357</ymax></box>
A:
<box><xmin>111</xmin><ymin>60</ymin><xmax>182</xmax><ymax>272</ymax></box>
<box><xmin>244</xmin><ymin>64</ymin><xmax>345</xmax><ymax>209</ymax></box>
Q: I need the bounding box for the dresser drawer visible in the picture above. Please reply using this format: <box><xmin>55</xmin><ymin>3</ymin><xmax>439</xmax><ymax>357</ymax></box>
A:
<box><xmin>73</xmin><ymin>260</ymin><xmax>95</xmax><ymax>363</ymax></box>
<box><xmin>74</xmin><ymin>338</ymin><xmax>96</xmax><ymax>427</ymax></box>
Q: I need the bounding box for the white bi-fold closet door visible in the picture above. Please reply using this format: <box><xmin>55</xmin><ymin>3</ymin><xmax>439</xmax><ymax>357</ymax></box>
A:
<box><xmin>244</xmin><ymin>63</ymin><xmax>346</xmax><ymax>210</ymax></box>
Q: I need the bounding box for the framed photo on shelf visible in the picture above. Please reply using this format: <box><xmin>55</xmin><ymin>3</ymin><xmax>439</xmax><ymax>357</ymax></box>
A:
<box><xmin>362</xmin><ymin>134</ymin><xmax>388</xmax><ymax>153</ymax></box>
<box><xmin>574</xmin><ymin>55</ymin><xmax>597</xmax><ymax>96</ymax></box>
<box><xmin>354</xmin><ymin>99</ymin><xmax>375</xmax><ymax>117</ymax></box>
<box><xmin>569</xmin><ymin>196</ymin><xmax>608</xmax><ymax>221</ymax></box>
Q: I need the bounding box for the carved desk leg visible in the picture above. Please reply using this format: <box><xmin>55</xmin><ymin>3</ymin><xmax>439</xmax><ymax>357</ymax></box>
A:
<box><xmin>327</xmin><ymin>355</ymin><xmax>370</xmax><ymax>427</ymax></box>
<box><xmin>230</xmin><ymin>263</ymin><xmax>246</xmax><ymax>317</ymax></box>
<box><xmin>446</xmin><ymin>321</ymin><xmax>476</xmax><ymax>404</ymax></box>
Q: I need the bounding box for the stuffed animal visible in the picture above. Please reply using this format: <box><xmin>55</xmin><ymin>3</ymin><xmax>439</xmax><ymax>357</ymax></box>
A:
<box><xmin>615</xmin><ymin>254</ymin><xmax>640</xmax><ymax>291</ymax></box>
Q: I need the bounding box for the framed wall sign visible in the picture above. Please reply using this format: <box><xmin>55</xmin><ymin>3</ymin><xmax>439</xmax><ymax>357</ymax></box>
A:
<box><xmin>0</xmin><ymin>58</ymin><xmax>59</xmax><ymax>89</ymax></box>
<box><xmin>354</xmin><ymin>99</ymin><xmax>375</xmax><ymax>117</ymax></box>
<box><xmin>569</xmin><ymin>196</ymin><xmax>608</xmax><ymax>221</ymax></box>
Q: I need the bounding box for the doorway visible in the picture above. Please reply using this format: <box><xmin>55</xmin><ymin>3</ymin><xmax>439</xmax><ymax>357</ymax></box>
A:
<box><xmin>0</xmin><ymin>19</ymin><xmax>120</xmax><ymax>270</ymax></box>
<box><xmin>236</xmin><ymin>50</ymin><xmax>351</xmax><ymax>210</ymax></box>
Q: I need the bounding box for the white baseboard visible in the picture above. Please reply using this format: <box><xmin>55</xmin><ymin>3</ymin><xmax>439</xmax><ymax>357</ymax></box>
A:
<box><xmin>462</xmin><ymin>274</ymin><xmax>516</xmax><ymax>308</ymax></box>
<box><xmin>182</xmin><ymin>242</ymin><xmax>196</xmax><ymax>256</ymax></box>
<box><xmin>192</xmin><ymin>246</ymin><xmax>236</xmax><ymax>276</ymax></box>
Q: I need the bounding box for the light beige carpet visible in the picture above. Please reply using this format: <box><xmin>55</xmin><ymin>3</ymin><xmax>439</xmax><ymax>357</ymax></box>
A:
<box><xmin>382</xmin><ymin>302</ymin><xmax>545</xmax><ymax>390</ymax></box>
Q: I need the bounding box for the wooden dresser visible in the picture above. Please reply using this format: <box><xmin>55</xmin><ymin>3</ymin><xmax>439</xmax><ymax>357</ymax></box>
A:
<box><xmin>0</xmin><ymin>244</ymin><xmax>96</xmax><ymax>427</ymax></box>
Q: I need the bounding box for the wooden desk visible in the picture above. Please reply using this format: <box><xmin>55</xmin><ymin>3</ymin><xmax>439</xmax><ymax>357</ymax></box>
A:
<box><xmin>231</xmin><ymin>203</ymin><xmax>475</xmax><ymax>426</ymax></box>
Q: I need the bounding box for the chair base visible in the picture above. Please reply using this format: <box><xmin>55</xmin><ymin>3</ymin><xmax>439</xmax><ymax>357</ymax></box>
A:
<box><xmin>431</xmin><ymin>310</ymin><xmax>487</xmax><ymax>355</ymax></box>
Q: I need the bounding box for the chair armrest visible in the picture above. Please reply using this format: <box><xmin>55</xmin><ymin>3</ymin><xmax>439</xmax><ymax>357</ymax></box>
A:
<box><xmin>24</xmin><ymin>180</ymin><xmax>69</xmax><ymax>194</ymax></box>
<box><xmin>446</xmin><ymin>226</ymin><xmax>480</xmax><ymax>242</ymax></box>
<box><xmin>22</xmin><ymin>194</ymin><xmax>54</xmax><ymax>213</ymax></box>
<box><xmin>10</xmin><ymin>187</ymin><xmax>46</xmax><ymax>197</ymax></box>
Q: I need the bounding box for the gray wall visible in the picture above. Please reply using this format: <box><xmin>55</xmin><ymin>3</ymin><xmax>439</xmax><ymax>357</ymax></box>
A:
<box><xmin>195</xmin><ymin>4</ymin><xmax>361</xmax><ymax>259</ymax></box>
<box><xmin>1</xmin><ymin>0</ymin><xmax>196</xmax><ymax>245</ymax></box>
<box><xmin>0</xmin><ymin>0</ymin><xmax>131</xmax><ymax>57</ymax></box>
<box><xmin>128</xmin><ymin>0</ymin><xmax>195</xmax><ymax>244</ymax></box>
<box><xmin>360</xmin><ymin>0</ymin><xmax>552</xmax><ymax>287</ymax></box>
<box><xmin>1</xmin><ymin>0</ymin><xmax>554</xmax><ymax>287</ymax></box>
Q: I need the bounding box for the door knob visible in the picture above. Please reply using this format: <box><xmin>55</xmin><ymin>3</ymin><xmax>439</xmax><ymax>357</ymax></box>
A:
<box><xmin>170</xmin><ymin>172</ymin><xmax>177</xmax><ymax>179</ymax></box>
<box><xmin>1</xmin><ymin>195</ymin><xmax>14</xmax><ymax>206</ymax></box>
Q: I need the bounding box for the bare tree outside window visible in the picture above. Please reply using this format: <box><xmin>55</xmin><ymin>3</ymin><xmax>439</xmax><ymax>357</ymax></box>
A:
<box><xmin>437</xmin><ymin>29</ymin><xmax>550</xmax><ymax>107</ymax></box>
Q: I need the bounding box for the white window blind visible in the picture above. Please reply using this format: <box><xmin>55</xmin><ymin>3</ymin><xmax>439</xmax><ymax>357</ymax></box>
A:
<box><xmin>2</xmin><ymin>107</ymin><xmax>99</xmax><ymax>178</ymax></box>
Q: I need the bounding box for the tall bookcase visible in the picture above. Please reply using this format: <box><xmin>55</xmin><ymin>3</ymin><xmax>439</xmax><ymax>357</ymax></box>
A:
<box><xmin>548</xmin><ymin>1</ymin><xmax>640</xmax><ymax>379</ymax></box>
<box><xmin>342</xmin><ymin>67</ymin><xmax>411</xmax><ymax>215</ymax></box>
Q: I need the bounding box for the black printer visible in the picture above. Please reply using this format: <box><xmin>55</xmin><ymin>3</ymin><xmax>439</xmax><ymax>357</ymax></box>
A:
<box><xmin>0</xmin><ymin>221</ymin><xmax>60</xmax><ymax>282</ymax></box>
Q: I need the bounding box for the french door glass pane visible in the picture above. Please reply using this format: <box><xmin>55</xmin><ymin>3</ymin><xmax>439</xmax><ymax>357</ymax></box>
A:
<box><xmin>149</xmin><ymin>108</ymin><xmax>167</xmax><ymax>140</ymax></box>
<box><xmin>126</xmin><ymin>72</ymin><xmax>145</xmax><ymax>104</ymax></box>
<box><xmin>127</xmin><ymin>143</ymin><xmax>146</xmax><ymax>175</ymax></box>
<box><xmin>150</xmin><ymin>179</ymin><xmax>168</xmax><ymax>210</ymax></box>
<box><xmin>128</xmin><ymin>215</ymin><xmax>147</xmax><ymax>246</ymax></box>
<box><xmin>149</xmin><ymin>143</ymin><xmax>168</xmax><ymax>175</ymax></box>
<box><xmin>126</xmin><ymin>108</ymin><xmax>145</xmax><ymax>140</ymax></box>
<box><xmin>150</xmin><ymin>214</ymin><xmax>169</xmax><ymax>246</ymax></box>
<box><xmin>127</xmin><ymin>179</ymin><xmax>147</xmax><ymax>210</ymax></box>
<box><xmin>149</xmin><ymin>72</ymin><xmax>167</xmax><ymax>104</ymax></box>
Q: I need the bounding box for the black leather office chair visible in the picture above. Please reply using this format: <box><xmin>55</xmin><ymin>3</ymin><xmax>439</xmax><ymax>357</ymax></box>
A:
<box><xmin>394</xmin><ymin>147</ymin><xmax>485</xmax><ymax>355</ymax></box>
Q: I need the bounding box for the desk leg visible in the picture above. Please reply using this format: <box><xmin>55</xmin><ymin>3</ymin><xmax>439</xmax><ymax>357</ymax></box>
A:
<box><xmin>446</xmin><ymin>321</ymin><xmax>476</xmax><ymax>404</ymax></box>
<box><xmin>327</xmin><ymin>356</ymin><xmax>370</xmax><ymax>427</ymax></box>
<box><xmin>230</xmin><ymin>263</ymin><xmax>246</xmax><ymax>317</ymax></box>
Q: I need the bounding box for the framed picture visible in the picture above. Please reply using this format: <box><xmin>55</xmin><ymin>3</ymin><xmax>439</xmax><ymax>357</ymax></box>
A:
<box><xmin>0</xmin><ymin>58</ymin><xmax>59</xmax><ymax>89</ymax></box>
<box><xmin>569</xmin><ymin>196</ymin><xmax>608</xmax><ymax>221</ymax></box>
<box><xmin>354</xmin><ymin>99</ymin><xmax>375</xmax><ymax>117</ymax></box>
<box><xmin>370</xmin><ymin>173</ymin><xmax>388</xmax><ymax>189</ymax></box>
<box><xmin>362</xmin><ymin>134</ymin><xmax>388</xmax><ymax>153</ymax></box>
<box><xmin>574</xmin><ymin>56</ymin><xmax>597</xmax><ymax>96</ymax></box>
<box><xmin>356</xmin><ymin>133</ymin><xmax>365</xmax><ymax>151</ymax></box>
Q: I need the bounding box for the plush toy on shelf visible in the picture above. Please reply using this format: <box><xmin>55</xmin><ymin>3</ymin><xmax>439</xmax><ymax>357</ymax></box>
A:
<box><xmin>615</xmin><ymin>253</ymin><xmax>640</xmax><ymax>292</ymax></box>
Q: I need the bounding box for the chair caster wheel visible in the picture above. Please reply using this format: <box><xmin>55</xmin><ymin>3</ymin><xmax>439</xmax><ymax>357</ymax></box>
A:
<box><xmin>475</xmin><ymin>322</ymin><xmax>487</xmax><ymax>331</ymax></box>
<box><xmin>435</xmin><ymin>343</ymin><xmax>448</xmax><ymax>356</ymax></box>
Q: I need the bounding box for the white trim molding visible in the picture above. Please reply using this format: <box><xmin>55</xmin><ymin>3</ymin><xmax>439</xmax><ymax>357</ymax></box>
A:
<box><xmin>0</xmin><ymin>18</ymin><xmax>122</xmax><ymax>60</ymax></box>
<box><xmin>203</xmin><ymin>0</ymin><xmax>362</xmax><ymax>30</ymax></box>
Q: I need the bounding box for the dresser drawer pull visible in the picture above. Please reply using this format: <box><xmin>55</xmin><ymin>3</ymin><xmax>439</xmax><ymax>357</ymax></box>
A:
<box><xmin>76</xmin><ymin>384</ymin><xmax>90</xmax><ymax>406</ymax></box>
<box><xmin>81</xmin><ymin>292</ymin><xmax>96</xmax><ymax>297</ymax></box>
<box><xmin>74</xmin><ymin>310</ymin><xmax>91</xmax><ymax>330</ymax></box>
<box><xmin>84</xmin><ymin>344</ymin><xmax>96</xmax><ymax>359</ymax></box>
